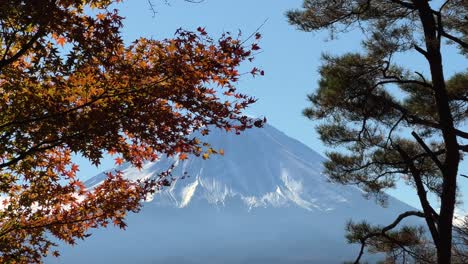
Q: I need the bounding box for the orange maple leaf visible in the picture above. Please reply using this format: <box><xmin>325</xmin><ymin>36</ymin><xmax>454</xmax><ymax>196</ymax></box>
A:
<box><xmin>70</xmin><ymin>164</ymin><xmax>79</xmax><ymax>172</ymax></box>
<box><xmin>73</xmin><ymin>181</ymin><xmax>86</xmax><ymax>190</ymax></box>
<box><xmin>108</xmin><ymin>149</ymin><xmax>117</xmax><ymax>155</ymax></box>
<box><xmin>56</xmin><ymin>36</ymin><xmax>66</xmax><ymax>47</ymax></box>
<box><xmin>115</xmin><ymin>157</ymin><xmax>124</xmax><ymax>165</ymax></box>
<box><xmin>179</xmin><ymin>153</ymin><xmax>188</xmax><ymax>160</ymax></box>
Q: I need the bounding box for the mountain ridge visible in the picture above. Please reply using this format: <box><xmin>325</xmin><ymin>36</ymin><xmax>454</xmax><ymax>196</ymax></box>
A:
<box><xmin>86</xmin><ymin>124</ymin><xmax>404</xmax><ymax>212</ymax></box>
<box><xmin>48</xmin><ymin>124</ymin><xmax>418</xmax><ymax>264</ymax></box>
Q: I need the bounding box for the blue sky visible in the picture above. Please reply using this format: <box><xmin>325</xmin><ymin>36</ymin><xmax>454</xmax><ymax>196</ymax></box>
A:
<box><xmin>77</xmin><ymin>0</ymin><xmax>467</xmax><ymax>213</ymax></box>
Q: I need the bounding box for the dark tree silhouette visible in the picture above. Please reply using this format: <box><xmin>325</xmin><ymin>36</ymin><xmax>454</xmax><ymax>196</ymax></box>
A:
<box><xmin>288</xmin><ymin>1</ymin><xmax>467</xmax><ymax>263</ymax></box>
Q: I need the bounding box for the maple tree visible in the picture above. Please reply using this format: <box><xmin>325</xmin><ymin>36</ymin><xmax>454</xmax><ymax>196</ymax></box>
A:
<box><xmin>0</xmin><ymin>0</ymin><xmax>263</xmax><ymax>262</ymax></box>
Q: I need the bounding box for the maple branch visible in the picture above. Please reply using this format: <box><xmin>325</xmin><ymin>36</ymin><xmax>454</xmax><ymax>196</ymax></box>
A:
<box><xmin>0</xmin><ymin>141</ymin><xmax>62</xmax><ymax>169</ymax></box>
<box><xmin>240</xmin><ymin>18</ymin><xmax>269</xmax><ymax>46</ymax></box>
<box><xmin>0</xmin><ymin>129</ymin><xmax>89</xmax><ymax>169</ymax></box>
<box><xmin>0</xmin><ymin>29</ymin><xmax>44</xmax><ymax>71</ymax></box>
<box><xmin>0</xmin><ymin>75</ymin><xmax>173</xmax><ymax>131</ymax></box>
<box><xmin>0</xmin><ymin>74</ymin><xmax>179</xmax><ymax>169</ymax></box>
<box><xmin>147</xmin><ymin>0</ymin><xmax>157</xmax><ymax>17</ymax></box>
<box><xmin>0</xmin><ymin>213</ymin><xmax>105</xmax><ymax>238</ymax></box>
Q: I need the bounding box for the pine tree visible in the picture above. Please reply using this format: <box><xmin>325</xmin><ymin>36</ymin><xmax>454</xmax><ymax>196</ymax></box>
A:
<box><xmin>288</xmin><ymin>1</ymin><xmax>467</xmax><ymax>263</ymax></box>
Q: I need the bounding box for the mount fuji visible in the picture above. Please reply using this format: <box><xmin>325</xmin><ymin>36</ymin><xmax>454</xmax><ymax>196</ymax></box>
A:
<box><xmin>47</xmin><ymin>124</ymin><xmax>417</xmax><ymax>264</ymax></box>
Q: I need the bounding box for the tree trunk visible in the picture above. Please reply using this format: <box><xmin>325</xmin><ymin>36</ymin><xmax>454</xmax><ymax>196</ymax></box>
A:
<box><xmin>415</xmin><ymin>1</ymin><xmax>460</xmax><ymax>263</ymax></box>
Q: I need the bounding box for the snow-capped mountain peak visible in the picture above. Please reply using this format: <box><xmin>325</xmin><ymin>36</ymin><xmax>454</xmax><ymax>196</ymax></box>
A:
<box><xmin>86</xmin><ymin>124</ymin><xmax>368</xmax><ymax>212</ymax></box>
<box><xmin>51</xmin><ymin>124</ymin><xmax>416</xmax><ymax>264</ymax></box>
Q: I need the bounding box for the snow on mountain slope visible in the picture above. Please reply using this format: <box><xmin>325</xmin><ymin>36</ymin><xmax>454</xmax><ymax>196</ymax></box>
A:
<box><xmin>86</xmin><ymin>124</ymin><xmax>369</xmax><ymax>211</ymax></box>
<box><xmin>47</xmin><ymin>124</ymin><xmax>418</xmax><ymax>264</ymax></box>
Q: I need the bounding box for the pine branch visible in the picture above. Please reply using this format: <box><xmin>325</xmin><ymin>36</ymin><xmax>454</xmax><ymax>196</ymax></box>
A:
<box><xmin>413</xmin><ymin>43</ymin><xmax>429</xmax><ymax>58</ymax></box>
<box><xmin>411</xmin><ymin>131</ymin><xmax>444</xmax><ymax>171</ymax></box>
<box><xmin>353</xmin><ymin>211</ymin><xmax>425</xmax><ymax>264</ymax></box>
<box><xmin>441</xmin><ymin>31</ymin><xmax>468</xmax><ymax>50</ymax></box>
<box><xmin>396</xmin><ymin>145</ymin><xmax>440</xmax><ymax>249</ymax></box>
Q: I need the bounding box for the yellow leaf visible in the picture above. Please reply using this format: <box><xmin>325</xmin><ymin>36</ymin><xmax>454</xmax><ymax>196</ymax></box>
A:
<box><xmin>96</xmin><ymin>13</ymin><xmax>106</xmax><ymax>21</ymax></box>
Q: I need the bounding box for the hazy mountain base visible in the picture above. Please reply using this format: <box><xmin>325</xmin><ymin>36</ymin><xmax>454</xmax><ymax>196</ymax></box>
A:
<box><xmin>46</xmin><ymin>124</ymin><xmax>419</xmax><ymax>263</ymax></box>
<box><xmin>46</xmin><ymin>197</ymin><xmax>413</xmax><ymax>264</ymax></box>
